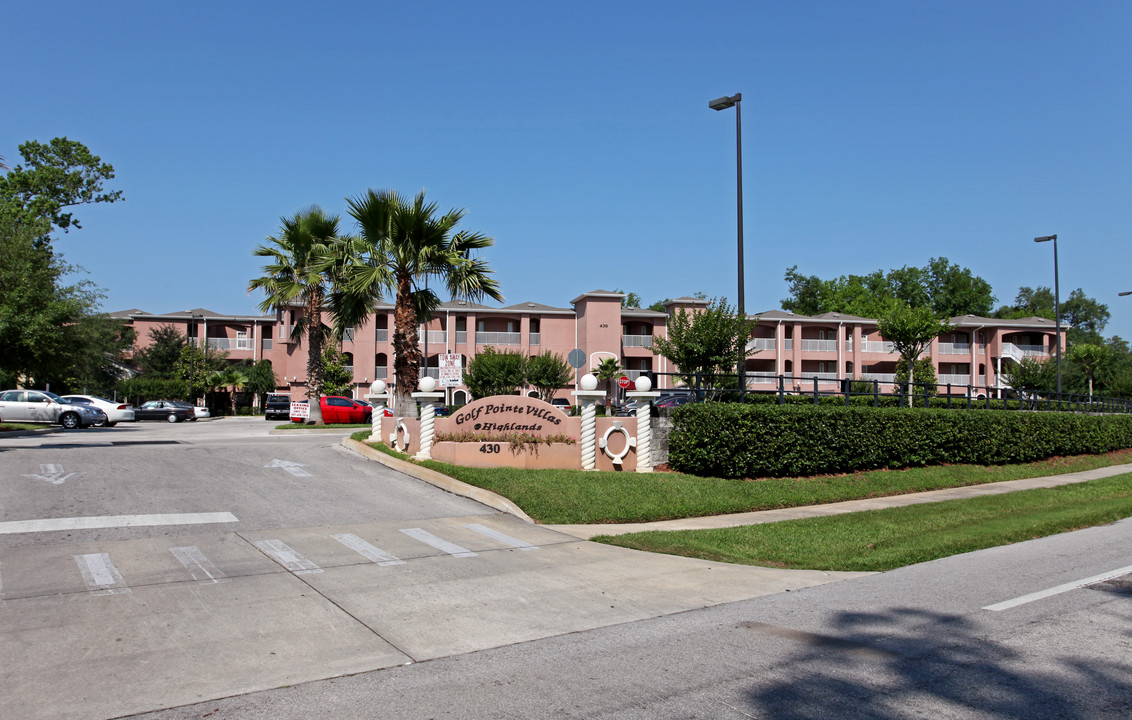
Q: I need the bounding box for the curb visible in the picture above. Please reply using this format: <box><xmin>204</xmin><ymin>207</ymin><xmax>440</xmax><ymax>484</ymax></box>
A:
<box><xmin>342</xmin><ymin>437</ymin><xmax>535</xmax><ymax>523</ymax></box>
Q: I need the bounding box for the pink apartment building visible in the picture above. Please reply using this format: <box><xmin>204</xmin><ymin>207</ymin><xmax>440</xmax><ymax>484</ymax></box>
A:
<box><xmin>114</xmin><ymin>290</ymin><xmax>1063</xmax><ymax>405</ymax></box>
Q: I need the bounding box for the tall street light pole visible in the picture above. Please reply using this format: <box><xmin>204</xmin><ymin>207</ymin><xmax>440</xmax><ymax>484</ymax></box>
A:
<box><xmin>1034</xmin><ymin>235</ymin><xmax>1061</xmax><ymax>398</ymax></box>
<box><xmin>709</xmin><ymin>92</ymin><xmax>745</xmax><ymax>390</ymax></box>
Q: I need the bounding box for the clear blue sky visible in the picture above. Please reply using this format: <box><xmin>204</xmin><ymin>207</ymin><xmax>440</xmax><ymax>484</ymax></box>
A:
<box><xmin>5</xmin><ymin>1</ymin><xmax>1130</xmax><ymax>340</ymax></box>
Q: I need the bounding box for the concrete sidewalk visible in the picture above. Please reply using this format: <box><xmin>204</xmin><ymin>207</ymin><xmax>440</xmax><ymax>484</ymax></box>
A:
<box><xmin>344</xmin><ymin>439</ymin><xmax>1132</xmax><ymax>541</ymax></box>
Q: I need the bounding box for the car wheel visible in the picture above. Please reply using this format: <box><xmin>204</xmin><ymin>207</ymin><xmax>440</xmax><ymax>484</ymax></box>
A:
<box><xmin>167</xmin><ymin>413</ymin><xmax>180</xmax><ymax>423</ymax></box>
<box><xmin>60</xmin><ymin>412</ymin><xmax>80</xmax><ymax>429</ymax></box>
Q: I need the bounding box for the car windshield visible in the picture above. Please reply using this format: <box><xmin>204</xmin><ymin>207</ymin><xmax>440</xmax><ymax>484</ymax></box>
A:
<box><xmin>42</xmin><ymin>391</ymin><xmax>63</xmax><ymax>401</ymax></box>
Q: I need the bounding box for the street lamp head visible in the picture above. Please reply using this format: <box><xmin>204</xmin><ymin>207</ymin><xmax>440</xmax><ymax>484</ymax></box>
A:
<box><xmin>1119</xmin><ymin>291</ymin><xmax>1132</xmax><ymax>297</ymax></box>
<box><xmin>1034</xmin><ymin>235</ymin><xmax>1057</xmax><ymax>243</ymax></box>
<box><xmin>708</xmin><ymin>93</ymin><xmax>741</xmax><ymax>111</ymax></box>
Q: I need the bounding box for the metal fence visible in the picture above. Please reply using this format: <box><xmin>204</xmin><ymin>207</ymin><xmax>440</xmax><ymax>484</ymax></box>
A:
<box><xmin>647</xmin><ymin>371</ymin><xmax>1132</xmax><ymax>414</ymax></box>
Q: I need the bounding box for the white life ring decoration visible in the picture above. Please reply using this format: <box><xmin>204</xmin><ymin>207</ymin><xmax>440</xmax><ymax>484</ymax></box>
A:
<box><xmin>390</xmin><ymin>420</ymin><xmax>411</xmax><ymax>453</ymax></box>
<box><xmin>599</xmin><ymin>421</ymin><xmax>636</xmax><ymax>466</ymax></box>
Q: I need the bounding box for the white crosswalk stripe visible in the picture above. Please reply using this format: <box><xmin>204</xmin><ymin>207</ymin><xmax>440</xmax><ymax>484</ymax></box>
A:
<box><xmin>400</xmin><ymin>528</ymin><xmax>477</xmax><ymax>558</ymax></box>
<box><xmin>74</xmin><ymin>553</ymin><xmax>130</xmax><ymax>596</ymax></box>
<box><xmin>465</xmin><ymin>523</ymin><xmax>540</xmax><ymax>551</ymax></box>
<box><xmin>331</xmin><ymin>533</ymin><xmax>406</xmax><ymax>565</ymax></box>
<box><xmin>254</xmin><ymin>539</ymin><xmax>323</xmax><ymax>575</ymax></box>
<box><xmin>170</xmin><ymin>546</ymin><xmax>228</xmax><ymax>583</ymax></box>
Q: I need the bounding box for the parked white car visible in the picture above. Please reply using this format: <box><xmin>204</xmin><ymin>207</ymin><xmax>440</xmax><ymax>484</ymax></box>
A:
<box><xmin>60</xmin><ymin>395</ymin><xmax>136</xmax><ymax>426</ymax></box>
<box><xmin>0</xmin><ymin>389</ymin><xmax>106</xmax><ymax>429</ymax></box>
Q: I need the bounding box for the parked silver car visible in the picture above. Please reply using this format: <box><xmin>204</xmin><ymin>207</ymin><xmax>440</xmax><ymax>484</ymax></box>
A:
<box><xmin>0</xmin><ymin>389</ymin><xmax>107</xmax><ymax>429</ymax></box>
<box><xmin>60</xmin><ymin>395</ymin><xmax>136</xmax><ymax>426</ymax></box>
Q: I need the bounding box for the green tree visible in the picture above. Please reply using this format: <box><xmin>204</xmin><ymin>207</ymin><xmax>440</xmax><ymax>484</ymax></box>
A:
<box><xmin>1000</xmin><ymin>356</ymin><xmax>1055</xmax><ymax>406</ymax></box>
<box><xmin>175</xmin><ymin>342</ymin><xmax>228</xmax><ymax>402</ymax></box>
<box><xmin>591</xmin><ymin>357</ymin><xmax>623</xmax><ymax>409</ymax></box>
<box><xmin>876</xmin><ymin>303</ymin><xmax>952</xmax><ymax>404</ymax></box>
<box><xmin>782</xmin><ymin>258</ymin><xmax>995</xmax><ymax>318</ymax></box>
<box><xmin>132</xmin><ymin>325</ymin><xmax>187</xmax><ymax>378</ymax></box>
<box><xmin>895</xmin><ymin>356</ymin><xmax>938</xmax><ymax>401</ymax></box>
<box><xmin>1067</xmin><ymin>343</ymin><xmax>1111</xmax><ymax>401</ymax></box>
<box><xmin>650</xmin><ymin>297</ymin><xmax>754</xmax><ymax>395</ymax></box>
<box><xmin>995</xmin><ymin>286</ymin><xmax>1109</xmax><ymax>346</ymax></box>
<box><xmin>320</xmin><ymin>345</ymin><xmax>354</xmax><ymax>397</ymax></box>
<box><xmin>243</xmin><ymin>359</ymin><xmax>278</xmax><ymax>410</ymax></box>
<box><xmin>526</xmin><ymin>350</ymin><xmax>573</xmax><ymax>403</ymax></box>
<box><xmin>614</xmin><ymin>289</ymin><xmax>642</xmax><ymax>309</ymax></box>
<box><xmin>463</xmin><ymin>347</ymin><xmax>527</xmax><ymax>399</ymax></box>
<box><xmin>249</xmin><ymin>206</ymin><xmax>344</xmax><ymax>424</ymax></box>
<box><xmin>0</xmin><ymin>215</ymin><xmax>108</xmax><ymax>387</ymax></box>
<box><xmin>0</xmin><ymin>138</ymin><xmax>123</xmax><ymax>248</ymax></box>
<box><xmin>340</xmin><ymin>189</ymin><xmax>504</xmax><ymax>414</ymax></box>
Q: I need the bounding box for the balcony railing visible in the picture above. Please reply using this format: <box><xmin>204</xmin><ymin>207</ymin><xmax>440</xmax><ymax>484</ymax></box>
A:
<box><xmin>530</xmin><ymin>333</ymin><xmax>540</xmax><ymax>346</ymax></box>
<box><xmin>938</xmin><ymin>373</ymin><xmax>973</xmax><ymax>385</ymax></box>
<box><xmin>800</xmin><ymin>339</ymin><xmax>837</xmax><ymax>352</ymax></box>
<box><xmin>749</xmin><ymin>338</ymin><xmax>777</xmax><ymax>351</ymax></box>
<box><xmin>420</xmin><ymin>330</ymin><xmax>447</xmax><ymax>345</ymax></box>
<box><xmin>193</xmin><ymin>338</ymin><xmax>251</xmax><ymax>351</ymax></box>
<box><xmin>861</xmin><ymin>340</ymin><xmax>895</xmax><ymax>353</ymax></box>
<box><xmin>476</xmin><ymin>331</ymin><xmax>520</xmax><ymax>345</ymax></box>
<box><xmin>374</xmin><ymin>367</ymin><xmax>388</xmax><ymax>379</ymax></box>
<box><xmin>799</xmin><ymin>371</ymin><xmax>839</xmax><ymax>380</ymax></box>
<box><xmin>622</xmin><ymin>335</ymin><xmax>654</xmax><ymax>348</ymax></box>
<box><xmin>343</xmin><ymin>328</ymin><xmax>355</xmax><ymax>342</ymax></box>
<box><xmin>456</xmin><ymin>331</ymin><xmax>467</xmax><ymax>344</ymax></box>
<box><xmin>861</xmin><ymin>372</ymin><xmax>897</xmax><ymax>382</ymax></box>
<box><xmin>938</xmin><ymin>342</ymin><xmax>971</xmax><ymax>355</ymax></box>
<box><xmin>375</xmin><ymin>329</ymin><xmax>388</xmax><ymax>342</ymax></box>
<box><xmin>262</xmin><ymin>338</ymin><xmax>273</xmax><ymax>351</ymax></box>
<box><xmin>420</xmin><ymin>367</ymin><xmax>440</xmax><ymax>379</ymax></box>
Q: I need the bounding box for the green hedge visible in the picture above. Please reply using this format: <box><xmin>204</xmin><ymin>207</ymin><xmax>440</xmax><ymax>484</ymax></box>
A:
<box><xmin>668</xmin><ymin>403</ymin><xmax>1132</xmax><ymax>478</ymax></box>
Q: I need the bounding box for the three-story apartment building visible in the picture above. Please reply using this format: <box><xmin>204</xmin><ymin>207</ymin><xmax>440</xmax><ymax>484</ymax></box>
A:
<box><xmin>115</xmin><ymin>291</ymin><xmax>1063</xmax><ymax>406</ymax></box>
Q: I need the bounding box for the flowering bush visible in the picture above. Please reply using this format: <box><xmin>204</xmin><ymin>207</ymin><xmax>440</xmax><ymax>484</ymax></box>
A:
<box><xmin>435</xmin><ymin>430</ymin><xmax>576</xmax><ymax>452</ymax></box>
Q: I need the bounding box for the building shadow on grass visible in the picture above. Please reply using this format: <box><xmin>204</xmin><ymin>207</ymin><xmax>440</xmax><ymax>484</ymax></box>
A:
<box><xmin>743</xmin><ymin>604</ymin><xmax>1132</xmax><ymax>719</ymax></box>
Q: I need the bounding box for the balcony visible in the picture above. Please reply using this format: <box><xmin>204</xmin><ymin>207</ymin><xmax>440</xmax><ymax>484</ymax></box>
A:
<box><xmin>375</xmin><ymin>329</ymin><xmax>388</xmax><ymax>342</ymax></box>
<box><xmin>861</xmin><ymin>372</ymin><xmax>896</xmax><ymax>383</ymax></box>
<box><xmin>193</xmin><ymin>338</ymin><xmax>251</xmax><ymax>351</ymax></box>
<box><xmin>530</xmin><ymin>333</ymin><xmax>540</xmax><ymax>346</ymax></box>
<box><xmin>420</xmin><ymin>330</ymin><xmax>447</xmax><ymax>345</ymax></box>
<box><xmin>799</xmin><ymin>371</ymin><xmax>839</xmax><ymax>380</ymax></box>
<box><xmin>476</xmin><ymin>331</ymin><xmax>520</xmax><ymax>345</ymax></box>
<box><xmin>861</xmin><ymin>340</ymin><xmax>895</xmax><ymax>354</ymax></box>
<box><xmin>262</xmin><ymin>338</ymin><xmax>273</xmax><ymax>351</ymax></box>
<box><xmin>749</xmin><ymin>338</ymin><xmax>776</xmax><ymax>352</ymax></box>
<box><xmin>622</xmin><ymin>335</ymin><xmax>654</xmax><ymax>348</ymax></box>
<box><xmin>800</xmin><ymin>339</ymin><xmax>837</xmax><ymax>352</ymax></box>
<box><xmin>938</xmin><ymin>342</ymin><xmax>972</xmax><ymax>355</ymax></box>
<box><xmin>456</xmin><ymin>331</ymin><xmax>467</xmax><ymax>344</ymax></box>
<box><xmin>374</xmin><ymin>367</ymin><xmax>388</xmax><ymax>379</ymax></box>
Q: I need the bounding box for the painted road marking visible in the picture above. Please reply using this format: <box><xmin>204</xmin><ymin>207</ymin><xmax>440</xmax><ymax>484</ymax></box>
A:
<box><xmin>0</xmin><ymin>560</ymin><xmax>5</xmax><ymax>607</ymax></box>
<box><xmin>75</xmin><ymin>553</ymin><xmax>130</xmax><ymax>596</ymax></box>
<box><xmin>265</xmin><ymin>459</ymin><xmax>312</xmax><ymax>477</ymax></box>
<box><xmin>465</xmin><ymin>523</ymin><xmax>539</xmax><ymax>551</ymax></box>
<box><xmin>21</xmin><ymin>463</ymin><xmax>79</xmax><ymax>485</ymax></box>
<box><xmin>170</xmin><ymin>546</ymin><xmax>228</xmax><ymax>583</ymax></box>
<box><xmin>400</xmin><ymin>528</ymin><xmax>477</xmax><ymax>558</ymax></box>
<box><xmin>254</xmin><ymin>539</ymin><xmax>323</xmax><ymax>575</ymax></box>
<box><xmin>331</xmin><ymin>533</ymin><xmax>406</xmax><ymax>566</ymax></box>
<box><xmin>0</xmin><ymin>512</ymin><xmax>239</xmax><ymax>535</ymax></box>
<box><xmin>983</xmin><ymin>564</ymin><xmax>1132</xmax><ymax>611</ymax></box>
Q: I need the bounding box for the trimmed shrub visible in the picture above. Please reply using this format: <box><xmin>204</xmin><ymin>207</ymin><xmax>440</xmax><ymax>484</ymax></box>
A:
<box><xmin>668</xmin><ymin>403</ymin><xmax>1132</xmax><ymax>478</ymax></box>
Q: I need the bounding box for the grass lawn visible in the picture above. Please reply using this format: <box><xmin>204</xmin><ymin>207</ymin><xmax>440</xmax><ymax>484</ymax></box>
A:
<box><xmin>0</xmin><ymin>423</ymin><xmax>43</xmax><ymax>432</ymax></box>
<box><xmin>357</xmin><ymin>436</ymin><xmax>1132</xmax><ymax>526</ymax></box>
<box><xmin>275</xmin><ymin>422</ymin><xmax>372</xmax><ymax>430</ymax></box>
<box><xmin>595</xmin><ymin>474</ymin><xmax>1132</xmax><ymax>571</ymax></box>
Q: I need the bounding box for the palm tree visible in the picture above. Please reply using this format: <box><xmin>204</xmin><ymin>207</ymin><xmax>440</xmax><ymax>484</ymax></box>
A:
<box><xmin>340</xmin><ymin>189</ymin><xmax>504</xmax><ymax>414</ymax></box>
<box><xmin>248</xmin><ymin>207</ymin><xmax>343</xmax><ymax>424</ymax></box>
<box><xmin>592</xmin><ymin>357</ymin><xmax>623</xmax><ymax>410</ymax></box>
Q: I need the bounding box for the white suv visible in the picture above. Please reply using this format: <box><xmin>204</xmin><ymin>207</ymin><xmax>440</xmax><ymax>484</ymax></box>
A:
<box><xmin>0</xmin><ymin>390</ymin><xmax>107</xmax><ymax>429</ymax></box>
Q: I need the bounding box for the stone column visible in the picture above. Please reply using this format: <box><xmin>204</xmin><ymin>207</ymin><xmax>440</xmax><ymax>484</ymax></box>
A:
<box><xmin>627</xmin><ymin>375</ymin><xmax>660</xmax><ymax>473</ymax></box>
<box><xmin>412</xmin><ymin>376</ymin><xmax>445</xmax><ymax>460</ymax></box>
<box><xmin>364</xmin><ymin>380</ymin><xmax>391</xmax><ymax>443</ymax></box>
<box><xmin>572</xmin><ymin>373</ymin><xmax>606</xmax><ymax>471</ymax></box>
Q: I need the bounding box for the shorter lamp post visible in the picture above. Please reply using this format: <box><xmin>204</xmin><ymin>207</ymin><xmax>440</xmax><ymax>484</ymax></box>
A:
<box><xmin>1034</xmin><ymin>235</ymin><xmax>1061</xmax><ymax>398</ymax></box>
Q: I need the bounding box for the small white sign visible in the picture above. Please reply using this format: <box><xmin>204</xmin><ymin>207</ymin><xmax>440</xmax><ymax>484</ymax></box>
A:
<box><xmin>290</xmin><ymin>401</ymin><xmax>309</xmax><ymax>419</ymax></box>
<box><xmin>439</xmin><ymin>353</ymin><xmax>463</xmax><ymax>388</ymax></box>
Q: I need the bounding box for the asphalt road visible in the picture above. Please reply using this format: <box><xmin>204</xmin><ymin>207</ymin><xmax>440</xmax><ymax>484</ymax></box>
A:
<box><xmin>0</xmin><ymin>418</ymin><xmax>858</xmax><ymax>720</ymax></box>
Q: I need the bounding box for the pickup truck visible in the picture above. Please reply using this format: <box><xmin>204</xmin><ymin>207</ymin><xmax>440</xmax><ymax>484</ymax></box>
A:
<box><xmin>264</xmin><ymin>393</ymin><xmax>291</xmax><ymax>420</ymax></box>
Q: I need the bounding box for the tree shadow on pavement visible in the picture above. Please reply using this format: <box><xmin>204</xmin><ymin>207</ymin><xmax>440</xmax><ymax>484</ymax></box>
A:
<box><xmin>744</xmin><ymin>606</ymin><xmax>1132</xmax><ymax>719</ymax></box>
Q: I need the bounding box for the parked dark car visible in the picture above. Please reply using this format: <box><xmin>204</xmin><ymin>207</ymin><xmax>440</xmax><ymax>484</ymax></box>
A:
<box><xmin>264</xmin><ymin>393</ymin><xmax>291</xmax><ymax>420</ymax></box>
<box><xmin>134</xmin><ymin>400</ymin><xmax>196</xmax><ymax>423</ymax></box>
<box><xmin>655</xmin><ymin>394</ymin><xmax>694</xmax><ymax>409</ymax></box>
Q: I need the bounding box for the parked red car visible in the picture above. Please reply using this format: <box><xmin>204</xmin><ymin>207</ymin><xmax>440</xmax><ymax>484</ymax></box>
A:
<box><xmin>290</xmin><ymin>396</ymin><xmax>375</xmax><ymax>424</ymax></box>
